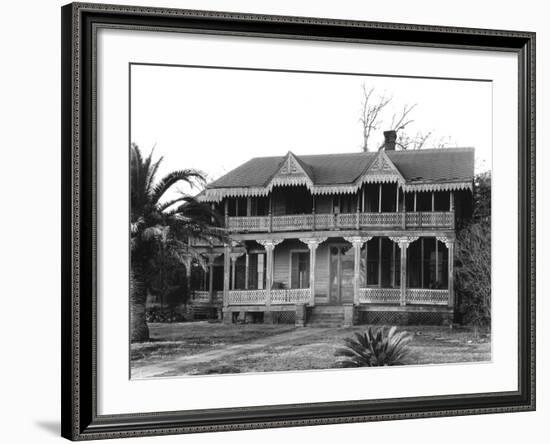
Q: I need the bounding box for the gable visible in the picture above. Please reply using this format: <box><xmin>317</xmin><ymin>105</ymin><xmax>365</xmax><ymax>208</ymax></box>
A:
<box><xmin>268</xmin><ymin>152</ymin><xmax>314</xmax><ymax>189</ymax></box>
<box><xmin>358</xmin><ymin>151</ymin><xmax>405</xmax><ymax>185</ymax></box>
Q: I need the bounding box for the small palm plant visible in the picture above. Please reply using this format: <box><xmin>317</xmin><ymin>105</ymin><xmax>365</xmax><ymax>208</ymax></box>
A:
<box><xmin>335</xmin><ymin>326</ymin><xmax>413</xmax><ymax>367</ymax></box>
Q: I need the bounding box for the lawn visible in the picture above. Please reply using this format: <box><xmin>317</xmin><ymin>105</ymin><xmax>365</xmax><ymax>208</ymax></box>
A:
<box><xmin>130</xmin><ymin>322</ymin><xmax>490</xmax><ymax>379</ymax></box>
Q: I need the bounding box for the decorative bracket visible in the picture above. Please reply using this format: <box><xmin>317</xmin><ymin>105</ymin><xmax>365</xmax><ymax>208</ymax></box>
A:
<box><xmin>343</xmin><ymin>236</ymin><xmax>373</xmax><ymax>248</ymax></box>
<box><xmin>389</xmin><ymin>236</ymin><xmax>419</xmax><ymax>249</ymax></box>
<box><xmin>299</xmin><ymin>237</ymin><xmax>327</xmax><ymax>250</ymax></box>
<box><xmin>257</xmin><ymin>239</ymin><xmax>284</xmax><ymax>250</ymax></box>
<box><xmin>436</xmin><ymin>236</ymin><xmax>455</xmax><ymax>249</ymax></box>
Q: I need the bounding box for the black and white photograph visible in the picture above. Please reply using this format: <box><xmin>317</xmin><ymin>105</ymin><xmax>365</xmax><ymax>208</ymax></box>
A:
<box><xmin>0</xmin><ymin>0</ymin><xmax>543</xmax><ymax>442</ymax></box>
<box><xmin>129</xmin><ymin>65</ymin><xmax>492</xmax><ymax>378</ymax></box>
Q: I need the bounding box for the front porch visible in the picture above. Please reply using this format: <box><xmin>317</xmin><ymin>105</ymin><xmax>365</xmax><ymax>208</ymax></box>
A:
<box><xmin>189</xmin><ymin>233</ymin><xmax>455</xmax><ymax>326</ymax></box>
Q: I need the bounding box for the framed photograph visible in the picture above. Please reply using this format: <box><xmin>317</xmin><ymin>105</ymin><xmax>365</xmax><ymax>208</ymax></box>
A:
<box><xmin>61</xmin><ymin>2</ymin><xmax>535</xmax><ymax>440</ymax></box>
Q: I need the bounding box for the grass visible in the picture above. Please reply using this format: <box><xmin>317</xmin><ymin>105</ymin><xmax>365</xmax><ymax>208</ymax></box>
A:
<box><xmin>130</xmin><ymin>322</ymin><xmax>490</xmax><ymax>378</ymax></box>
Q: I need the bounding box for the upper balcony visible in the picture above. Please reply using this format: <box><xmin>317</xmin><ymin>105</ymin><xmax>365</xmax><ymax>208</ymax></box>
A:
<box><xmin>226</xmin><ymin>211</ymin><xmax>454</xmax><ymax>233</ymax></box>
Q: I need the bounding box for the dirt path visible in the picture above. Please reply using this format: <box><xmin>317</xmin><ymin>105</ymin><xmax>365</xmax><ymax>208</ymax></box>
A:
<box><xmin>131</xmin><ymin>327</ymin><xmax>334</xmax><ymax>378</ymax></box>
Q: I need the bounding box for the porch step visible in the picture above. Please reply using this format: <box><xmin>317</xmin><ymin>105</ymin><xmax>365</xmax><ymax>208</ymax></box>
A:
<box><xmin>188</xmin><ymin>304</ymin><xmax>217</xmax><ymax>320</ymax></box>
<box><xmin>307</xmin><ymin>306</ymin><xmax>346</xmax><ymax>327</ymax></box>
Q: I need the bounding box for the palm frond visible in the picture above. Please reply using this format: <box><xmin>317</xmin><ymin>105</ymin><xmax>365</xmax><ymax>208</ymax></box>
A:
<box><xmin>150</xmin><ymin>169</ymin><xmax>206</xmax><ymax>205</ymax></box>
<box><xmin>335</xmin><ymin>326</ymin><xmax>413</xmax><ymax>367</ymax></box>
<box><xmin>146</xmin><ymin>156</ymin><xmax>163</xmax><ymax>195</ymax></box>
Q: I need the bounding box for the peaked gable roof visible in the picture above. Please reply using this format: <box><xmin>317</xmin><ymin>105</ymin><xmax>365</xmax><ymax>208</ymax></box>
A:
<box><xmin>268</xmin><ymin>151</ymin><xmax>315</xmax><ymax>189</ymax></box>
<box><xmin>202</xmin><ymin>147</ymin><xmax>475</xmax><ymax>201</ymax></box>
<box><xmin>359</xmin><ymin>150</ymin><xmax>405</xmax><ymax>185</ymax></box>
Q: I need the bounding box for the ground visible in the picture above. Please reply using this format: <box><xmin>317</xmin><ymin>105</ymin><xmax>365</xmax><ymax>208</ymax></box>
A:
<box><xmin>130</xmin><ymin>322</ymin><xmax>491</xmax><ymax>378</ymax></box>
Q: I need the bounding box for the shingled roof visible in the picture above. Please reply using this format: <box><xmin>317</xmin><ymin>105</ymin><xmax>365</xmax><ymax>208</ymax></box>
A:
<box><xmin>201</xmin><ymin>148</ymin><xmax>474</xmax><ymax>201</ymax></box>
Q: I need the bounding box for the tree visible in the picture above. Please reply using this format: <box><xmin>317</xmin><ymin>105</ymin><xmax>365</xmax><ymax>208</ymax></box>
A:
<box><xmin>358</xmin><ymin>84</ymin><xmax>452</xmax><ymax>151</ymax></box>
<box><xmin>359</xmin><ymin>85</ymin><xmax>392</xmax><ymax>152</ymax></box>
<box><xmin>130</xmin><ymin>144</ymin><xmax>226</xmax><ymax>342</ymax></box>
<box><xmin>455</xmin><ymin>171</ymin><xmax>491</xmax><ymax>329</ymax></box>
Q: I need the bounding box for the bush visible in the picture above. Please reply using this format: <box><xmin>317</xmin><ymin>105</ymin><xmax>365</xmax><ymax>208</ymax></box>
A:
<box><xmin>145</xmin><ymin>307</ymin><xmax>186</xmax><ymax>323</ymax></box>
<box><xmin>454</xmin><ymin>171</ymin><xmax>491</xmax><ymax>329</ymax></box>
<box><xmin>455</xmin><ymin>222</ymin><xmax>491</xmax><ymax>328</ymax></box>
<box><xmin>335</xmin><ymin>326</ymin><xmax>413</xmax><ymax>367</ymax></box>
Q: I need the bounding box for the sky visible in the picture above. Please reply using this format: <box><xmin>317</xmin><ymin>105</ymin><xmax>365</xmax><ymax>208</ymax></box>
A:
<box><xmin>131</xmin><ymin>64</ymin><xmax>492</xmax><ymax>196</ymax></box>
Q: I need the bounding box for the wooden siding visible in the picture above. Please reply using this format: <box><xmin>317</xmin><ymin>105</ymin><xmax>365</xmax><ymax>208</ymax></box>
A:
<box><xmin>271</xmin><ymin>239</ymin><xmax>330</xmax><ymax>303</ymax></box>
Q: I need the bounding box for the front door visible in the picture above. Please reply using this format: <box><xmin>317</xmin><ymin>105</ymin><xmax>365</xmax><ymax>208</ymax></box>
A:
<box><xmin>329</xmin><ymin>245</ymin><xmax>354</xmax><ymax>304</ymax></box>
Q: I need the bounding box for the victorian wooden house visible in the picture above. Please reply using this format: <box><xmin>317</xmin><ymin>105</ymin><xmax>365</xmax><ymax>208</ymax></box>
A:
<box><xmin>189</xmin><ymin>131</ymin><xmax>474</xmax><ymax>326</ymax></box>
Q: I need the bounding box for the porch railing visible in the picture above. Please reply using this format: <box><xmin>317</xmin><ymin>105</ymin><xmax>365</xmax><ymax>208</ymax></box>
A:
<box><xmin>227</xmin><ymin>211</ymin><xmax>454</xmax><ymax>233</ymax></box>
<box><xmin>227</xmin><ymin>216</ymin><xmax>270</xmax><ymax>232</ymax></box>
<box><xmin>358</xmin><ymin>288</ymin><xmax>401</xmax><ymax>304</ymax></box>
<box><xmin>192</xmin><ymin>290</ymin><xmax>210</xmax><ymax>303</ymax></box>
<box><xmin>227</xmin><ymin>288</ymin><xmax>311</xmax><ymax>305</ymax></box>
<box><xmin>358</xmin><ymin>288</ymin><xmax>449</xmax><ymax>305</ymax></box>
<box><xmin>271</xmin><ymin>288</ymin><xmax>311</xmax><ymax>304</ymax></box>
<box><xmin>406</xmin><ymin>289</ymin><xmax>449</xmax><ymax>305</ymax></box>
<box><xmin>228</xmin><ymin>289</ymin><xmax>267</xmax><ymax>305</ymax></box>
<box><xmin>272</xmin><ymin>214</ymin><xmax>314</xmax><ymax>231</ymax></box>
<box><xmin>191</xmin><ymin>290</ymin><xmax>221</xmax><ymax>304</ymax></box>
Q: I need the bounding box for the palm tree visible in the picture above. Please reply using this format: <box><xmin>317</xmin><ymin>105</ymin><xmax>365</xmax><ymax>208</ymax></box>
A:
<box><xmin>130</xmin><ymin>143</ymin><xmax>225</xmax><ymax>342</ymax></box>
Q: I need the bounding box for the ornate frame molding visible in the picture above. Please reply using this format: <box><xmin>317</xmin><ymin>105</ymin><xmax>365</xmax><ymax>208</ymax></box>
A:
<box><xmin>62</xmin><ymin>2</ymin><xmax>535</xmax><ymax>440</ymax></box>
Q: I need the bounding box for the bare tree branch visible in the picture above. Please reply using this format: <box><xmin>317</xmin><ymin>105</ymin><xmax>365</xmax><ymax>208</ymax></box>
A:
<box><xmin>390</xmin><ymin>103</ymin><xmax>417</xmax><ymax>132</ymax></box>
<box><xmin>396</xmin><ymin>130</ymin><xmax>433</xmax><ymax>150</ymax></box>
<box><xmin>357</xmin><ymin>87</ymin><xmax>453</xmax><ymax>151</ymax></box>
<box><xmin>359</xmin><ymin>84</ymin><xmax>392</xmax><ymax>152</ymax></box>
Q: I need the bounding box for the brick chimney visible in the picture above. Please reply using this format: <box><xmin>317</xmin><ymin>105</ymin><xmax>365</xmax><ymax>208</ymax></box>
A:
<box><xmin>383</xmin><ymin>130</ymin><xmax>397</xmax><ymax>150</ymax></box>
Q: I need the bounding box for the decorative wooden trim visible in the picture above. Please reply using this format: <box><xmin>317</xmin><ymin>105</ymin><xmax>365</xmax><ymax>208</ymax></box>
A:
<box><xmin>200</xmin><ymin>179</ymin><xmax>473</xmax><ymax>202</ymax></box>
<box><xmin>402</xmin><ymin>182</ymin><xmax>473</xmax><ymax>192</ymax></box>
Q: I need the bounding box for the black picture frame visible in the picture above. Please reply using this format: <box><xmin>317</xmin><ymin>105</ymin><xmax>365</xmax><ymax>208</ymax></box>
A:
<box><xmin>61</xmin><ymin>2</ymin><xmax>536</xmax><ymax>440</ymax></box>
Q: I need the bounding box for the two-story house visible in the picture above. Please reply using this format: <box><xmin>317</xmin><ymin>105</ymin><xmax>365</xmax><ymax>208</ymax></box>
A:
<box><xmin>188</xmin><ymin>131</ymin><xmax>474</xmax><ymax>326</ymax></box>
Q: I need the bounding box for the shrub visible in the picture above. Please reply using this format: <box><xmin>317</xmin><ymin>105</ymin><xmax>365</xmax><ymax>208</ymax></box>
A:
<box><xmin>335</xmin><ymin>326</ymin><xmax>413</xmax><ymax>367</ymax></box>
<box><xmin>455</xmin><ymin>171</ymin><xmax>491</xmax><ymax>329</ymax></box>
<box><xmin>146</xmin><ymin>307</ymin><xmax>186</xmax><ymax>323</ymax></box>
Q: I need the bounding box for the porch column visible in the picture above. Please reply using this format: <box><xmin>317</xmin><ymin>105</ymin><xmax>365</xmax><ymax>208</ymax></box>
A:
<box><xmin>345</xmin><ymin>236</ymin><xmax>372</xmax><ymax>305</ymax></box>
<box><xmin>205</xmin><ymin>253</ymin><xmax>221</xmax><ymax>304</ymax></box>
<box><xmin>224</xmin><ymin>199</ymin><xmax>229</xmax><ymax>227</ymax></box>
<box><xmin>450</xmin><ymin>191</ymin><xmax>455</xmax><ymax>229</ymax></box>
<box><xmin>258</xmin><ymin>239</ymin><xmax>283</xmax><ymax>312</ymax></box>
<box><xmin>395</xmin><ymin>184</ymin><xmax>399</xmax><ymax>212</ymax></box>
<box><xmin>223</xmin><ymin>244</ymin><xmax>230</xmax><ymax>308</ymax></box>
<box><xmin>312</xmin><ymin>195</ymin><xmax>316</xmax><ymax>231</ymax></box>
<box><xmin>447</xmin><ymin>240</ymin><xmax>455</xmax><ymax>307</ymax></box>
<box><xmin>438</xmin><ymin>236</ymin><xmax>455</xmax><ymax>308</ymax></box>
<box><xmin>268</xmin><ymin>195</ymin><xmax>273</xmax><ymax>233</ymax></box>
<box><xmin>400</xmin><ymin>187</ymin><xmax>406</xmax><ymax>229</ymax></box>
<box><xmin>391</xmin><ymin>237</ymin><xmax>418</xmax><ymax>306</ymax></box>
<box><xmin>244</xmin><ymin>253</ymin><xmax>249</xmax><ymax>289</ymax></box>
<box><xmin>391</xmin><ymin>242</ymin><xmax>396</xmax><ymax>288</ymax></box>
<box><xmin>183</xmin><ymin>257</ymin><xmax>192</xmax><ymax>302</ymax></box>
<box><xmin>378</xmin><ymin>237</ymin><xmax>382</xmax><ymax>288</ymax></box>
<box><xmin>356</xmin><ymin>193</ymin><xmax>360</xmax><ymax>229</ymax></box>
<box><xmin>300</xmin><ymin>237</ymin><xmax>327</xmax><ymax>306</ymax></box>
<box><xmin>421</xmin><ymin>238</ymin><xmax>425</xmax><ymax>288</ymax></box>
<box><xmin>208</xmin><ymin>262</ymin><xmax>214</xmax><ymax>302</ymax></box>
